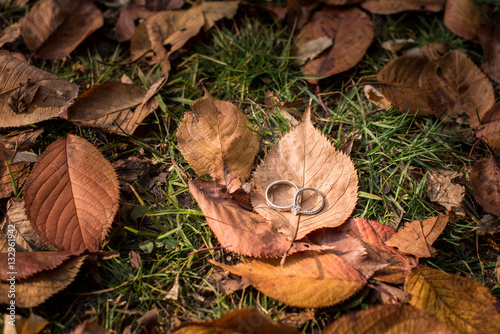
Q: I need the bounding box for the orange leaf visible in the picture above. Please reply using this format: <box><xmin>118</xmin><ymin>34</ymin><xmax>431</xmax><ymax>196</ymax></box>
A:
<box><xmin>211</xmin><ymin>251</ymin><xmax>367</xmax><ymax>308</ymax></box>
<box><xmin>386</xmin><ymin>213</ymin><xmax>449</xmax><ymax>258</ymax></box>
<box><xmin>470</xmin><ymin>158</ymin><xmax>500</xmax><ymax>217</ymax></box>
<box><xmin>0</xmin><ymin>255</ymin><xmax>85</xmax><ymax>308</ymax></box>
<box><xmin>405</xmin><ymin>265</ymin><xmax>500</xmax><ymax>333</ymax></box>
<box><xmin>0</xmin><ymin>52</ymin><xmax>78</xmax><ymax>128</ymax></box>
<box><xmin>171</xmin><ymin>308</ymin><xmax>300</xmax><ymax>334</ymax></box>
<box><xmin>420</xmin><ymin>50</ymin><xmax>494</xmax><ymax>127</ymax></box>
<box><xmin>251</xmin><ymin>108</ymin><xmax>358</xmax><ymax>241</ymax></box>
<box><xmin>339</xmin><ymin>217</ymin><xmax>396</xmax><ymax>244</ymax></box>
<box><xmin>67</xmin><ymin>82</ymin><xmax>158</xmax><ymax>135</ymax></box>
<box><xmin>189</xmin><ymin>179</ymin><xmax>314</xmax><ymax>257</ymax></box>
<box><xmin>444</xmin><ymin>0</ymin><xmax>486</xmax><ymax>43</ymax></box>
<box><xmin>323</xmin><ymin>304</ymin><xmax>451</xmax><ymax>334</ymax></box>
<box><xmin>378</xmin><ymin>56</ymin><xmax>434</xmax><ymax>116</ymax></box>
<box><xmin>297</xmin><ymin>7</ymin><xmax>374</xmax><ymax>84</ymax></box>
<box><xmin>178</xmin><ymin>94</ymin><xmax>260</xmax><ymax>193</ymax></box>
<box><xmin>362</xmin><ymin>0</ymin><xmax>445</xmax><ymax>14</ymax></box>
<box><xmin>24</xmin><ymin>135</ymin><xmax>119</xmax><ymax>252</ymax></box>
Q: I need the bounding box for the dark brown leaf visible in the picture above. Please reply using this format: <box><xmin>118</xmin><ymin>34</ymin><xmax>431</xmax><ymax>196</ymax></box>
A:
<box><xmin>22</xmin><ymin>0</ymin><xmax>104</xmax><ymax>59</ymax></box>
<box><xmin>0</xmin><ymin>52</ymin><xmax>78</xmax><ymax>128</ymax></box>
<box><xmin>362</xmin><ymin>0</ymin><xmax>445</xmax><ymax>14</ymax></box>
<box><xmin>0</xmin><ymin>255</ymin><xmax>85</xmax><ymax>308</ymax></box>
<box><xmin>8</xmin><ymin>79</ymin><xmax>41</xmax><ymax>114</ymax></box>
<box><xmin>297</xmin><ymin>7</ymin><xmax>374</xmax><ymax>84</ymax></box>
<box><xmin>477</xmin><ymin>102</ymin><xmax>500</xmax><ymax>155</ymax></box>
<box><xmin>479</xmin><ymin>21</ymin><xmax>500</xmax><ymax>83</ymax></box>
<box><xmin>470</xmin><ymin>158</ymin><xmax>500</xmax><ymax>217</ymax></box>
<box><xmin>378</xmin><ymin>56</ymin><xmax>434</xmax><ymax>116</ymax></box>
<box><xmin>67</xmin><ymin>82</ymin><xmax>157</xmax><ymax>135</ymax></box>
<box><xmin>444</xmin><ymin>0</ymin><xmax>486</xmax><ymax>43</ymax></box>
<box><xmin>24</xmin><ymin>135</ymin><xmax>120</xmax><ymax>252</ymax></box>
<box><xmin>419</xmin><ymin>50</ymin><xmax>494</xmax><ymax>127</ymax></box>
<box><xmin>70</xmin><ymin>319</ymin><xmax>111</xmax><ymax>334</ymax></box>
<box><xmin>0</xmin><ymin>21</ymin><xmax>22</xmax><ymax>49</ymax></box>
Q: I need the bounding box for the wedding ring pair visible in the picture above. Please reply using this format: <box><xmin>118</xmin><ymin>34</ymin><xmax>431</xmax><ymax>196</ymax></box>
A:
<box><xmin>265</xmin><ymin>180</ymin><xmax>324</xmax><ymax>215</ymax></box>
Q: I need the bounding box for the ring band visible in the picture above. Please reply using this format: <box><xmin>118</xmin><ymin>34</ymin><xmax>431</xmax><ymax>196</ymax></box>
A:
<box><xmin>291</xmin><ymin>187</ymin><xmax>324</xmax><ymax>215</ymax></box>
<box><xmin>265</xmin><ymin>180</ymin><xmax>299</xmax><ymax>211</ymax></box>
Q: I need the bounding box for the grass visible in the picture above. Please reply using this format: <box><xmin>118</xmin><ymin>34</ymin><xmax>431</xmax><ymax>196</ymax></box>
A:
<box><xmin>1</xmin><ymin>3</ymin><xmax>499</xmax><ymax>333</ymax></box>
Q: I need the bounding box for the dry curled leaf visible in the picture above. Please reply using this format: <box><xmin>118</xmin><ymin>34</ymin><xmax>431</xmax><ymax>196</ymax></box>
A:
<box><xmin>24</xmin><ymin>135</ymin><xmax>119</xmax><ymax>252</ymax></box>
<box><xmin>8</xmin><ymin>79</ymin><xmax>41</xmax><ymax>114</ymax></box>
<box><xmin>362</xmin><ymin>0</ymin><xmax>445</xmax><ymax>14</ymax></box>
<box><xmin>0</xmin><ymin>255</ymin><xmax>85</xmax><ymax>308</ymax></box>
<box><xmin>189</xmin><ymin>179</ymin><xmax>316</xmax><ymax>257</ymax></box>
<box><xmin>70</xmin><ymin>319</ymin><xmax>111</xmax><ymax>334</ymax></box>
<box><xmin>178</xmin><ymin>94</ymin><xmax>260</xmax><ymax>193</ymax></box>
<box><xmin>297</xmin><ymin>6</ymin><xmax>374</xmax><ymax>84</ymax></box>
<box><xmin>386</xmin><ymin>214</ymin><xmax>449</xmax><ymax>258</ymax></box>
<box><xmin>0</xmin><ymin>52</ymin><xmax>78</xmax><ymax>128</ymax></box>
<box><xmin>378</xmin><ymin>56</ymin><xmax>434</xmax><ymax>116</ymax></box>
<box><xmin>0</xmin><ymin>21</ymin><xmax>22</xmax><ymax>49</ymax></box>
<box><xmin>420</xmin><ymin>50</ymin><xmax>494</xmax><ymax>127</ymax></box>
<box><xmin>0</xmin><ymin>197</ymin><xmax>45</xmax><ymax>252</ymax></box>
<box><xmin>0</xmin><ymin>129</ymin><xmax>43</xmax><ymax>163</ymax></box>
<box><xmin>426</xmin><ymin>169</ymin><xmax>465</xmax><ymax>213</ymax></box>
<box><xmin>443</xmin><ymin>0</ymin><xmax>486</xmax><ymax>43</ymax></box>
<box><xmin>171</xmin><ymin>308</ymin><xmax>300</xmax><ymax>334</ymax></box>
<box><xmin>421</xmin><ymin>42</ymin><xmax>448</xmax><ymax>61</ymax></box>
<box><xmin>211</xmin><ymin>251</ymin><xmax>367</xmax><ymax>308</ymax></box>
<box><xmin>470</xmin><ymin>158</ymin><xmax>500</xmax><ymax>217</ymax></box>
<box><xmin>363</xmin><ymin>85</ymin><xmax>392</xmax><ymax>110</ymax></box>
<box><xmin>405</xmin><ymin>265</ymin><xmax>500</xmax><ymax>333</ymax></box>
<box><xmin>67</xmin><ymin>82</ymin><xmax>158</xmax><ymax>135</ymax></box>
<box><xmin>323</xmin><ymin>304</ymin><xmax>452</xmax><ymax>334</ymax></box>
<box><xmin>21</xmin><ymin>0</ymin><xmax>103</xmax><ymax>59</ymax></box>
<box><xmin>251</xmin><ymin>108</ymin><xmax>358</xmax><ymax>241</ymax></box>
<box><xmin>478</xmin><ymin>21</ymin><xmax>500</xmax><ymax>84</ymax></box>
<box><xmin>339</xmin><ymin>218</ymin><xmax>416</xmax><ymax>284</ymax></box>
<box><xmin>3</xmin><ymin>313</ymin><xmax>49</xmax><ymax>334</ymax></box>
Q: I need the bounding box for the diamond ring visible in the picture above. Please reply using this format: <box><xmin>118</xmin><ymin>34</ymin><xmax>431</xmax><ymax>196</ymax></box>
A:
<box><xmin>291</xmin><ymin>187</ymin><xmax>324</xmax><ymax>215</ymax></box>
<box><xmin>265</xmin><ymin>180</ymin><xmax>299</xmax><ymax>212</ymax></box>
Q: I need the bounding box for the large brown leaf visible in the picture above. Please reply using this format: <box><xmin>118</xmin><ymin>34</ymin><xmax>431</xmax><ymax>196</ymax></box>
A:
<box><xmin>0</xmin><ymin>255</ymin><xmax>85</xmax><ymax>308</ymax></box>
<box><xmin>443</xmin><ymin>0</ymin><xmax>486</xmax><ymax>43</ymax></box>
<box><xmin>377</xmin><ymin>56</ymin><xmax>434</xmax><ymax>116</ymax></box>
<box><xmin>171</xmin><ymin>308</ymin><xmax>300</xmax><ymax>334</ymax></box>
<box><xmin>470</xmin><ymin>158</ymin><xmax>500</xmax><ymax>217</ymax></box>
<box><xmin>67</xmin><ymin>82</ymin><xmax>158</xmax><ymax>135</ymax></box>
<box><xmin>211</xmin><ymin>251</ymin><xmax>367</xmax><ymax>308</ymax></box>
<box><xmin>478</xmin><ymin>21</ymin><xmax>500</xmax><ymax>84</ymax></box>
<box><xmin>386</xmin><ymin>214</ymin><xmax>449</xmax><ymax>258</ymax></box>
<box><xmin>23</xmin><ymin>135</ymin><xmax>119</xmax><ymax>252</ymax></box>
<box><xmin>21</xmin><ymin>0</ymin><xmax>103</xmax><ymax>59</ymax></box>
<box><xmin>323</xmin><ymin>304</ymin><xmax>452</xmax><ymax>334</ymax></box>
<box><xmin>189</xmin><ymin>179</ymin><xmax>315</xmax><ymax>257</ymax></box>
<box><xmin>0</xmin><ymin>52</ymin><xmax>78</xmax><ymax>128</ymax></box>
<box><xmin>0</xmin><ymin>251</ymin><xmax>77</xmax><ymax>281</ymax></box>
<box><xmin>476</xmin><ymin>102</ymin><xmax>500</xmax><ymax>155</ymax></box>
<box><xmin>251</xmin><ymin>108</ymin><xmax>358</xmax><ymax>241</ymax></box>
<box><xmin>419</xmin><ymin>50</ymin><xmax>494</xmax><ymax>127</ymax></box>
<box><xmin>297</xmin><ymin>7</ymin><xmax>374</xmax><ymax>84</ymax></box>
<box><xmin>362</xmin><ymin>0</ymin><xmax>445</xmax><ymax>14</ymax></box>
<box><xmin>405</xmin><ymin>265</ymin><xmax>500</xmax><ymax>333</ymax></box>
<box><xmin>178</xmin><ymin>94</ymin><xmax>260</xmax><ymax>193</ymax></box>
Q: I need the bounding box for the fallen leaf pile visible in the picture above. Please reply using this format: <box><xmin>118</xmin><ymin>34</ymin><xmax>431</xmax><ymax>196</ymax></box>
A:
<box><xmin>0</xmin><ymin>0</ymin><xmax>500</xmax><ymax>332</ymax></box>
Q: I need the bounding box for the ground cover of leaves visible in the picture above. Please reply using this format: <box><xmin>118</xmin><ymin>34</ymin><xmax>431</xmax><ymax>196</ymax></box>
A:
<box><xmin>1</xmin><ymin>0</ymin><xmax>500</xmax><ymax>333</ymax></box>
